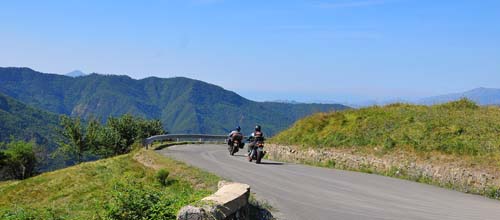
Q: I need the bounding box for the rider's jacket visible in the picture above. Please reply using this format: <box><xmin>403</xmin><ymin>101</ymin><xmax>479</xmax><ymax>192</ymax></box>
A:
<box><xmin>228</xmin><ymin>130</ymin><xmax>243</xmax><ymax>141</ymax></box>
<box><xmin>228</xmin><ymin>130</ymin><xmax>239</xmax><ymax>137</ymax></box>
<box><xmin>249</xmin><ymin>131</ymin><xmax>264</xmax><ymax>142</ymax></box>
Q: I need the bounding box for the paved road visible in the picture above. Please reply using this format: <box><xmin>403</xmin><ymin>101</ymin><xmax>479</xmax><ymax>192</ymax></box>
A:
<box><xmin>158</xmin><ymin>144</ymin><xmax>500</xmax><ymax>220</ymax></box>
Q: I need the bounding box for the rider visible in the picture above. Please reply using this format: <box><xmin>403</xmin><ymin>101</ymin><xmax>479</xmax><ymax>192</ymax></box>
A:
<box><xmin>247</xmin><ymin>125</ymin><xmax>264</xmax><ymax>160</ymax></box>
<box><xmin>227</xmin><ymin>126</ymin><xmax>242</xmax><ymax>147</ymax></box>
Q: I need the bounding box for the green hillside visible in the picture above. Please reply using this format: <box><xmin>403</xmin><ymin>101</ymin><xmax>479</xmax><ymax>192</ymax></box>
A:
<box><xmin>273</xmin><ymin>99</ymin><xmax>500</xmax><ymax>157</ymax></box>
<box><xmin>0</xmin><ymin>92</ymin><xmax>60</xmax><ymax>148</ymax></box>
<box><xmin>0</xmin><ymin>67</ymin><xmax>349</xmax><ymax>135</ymax></box>
<box><xmin>0</xmin><ymin>150</ymin><xmax>219</xmax><ymax>219</ymax></box>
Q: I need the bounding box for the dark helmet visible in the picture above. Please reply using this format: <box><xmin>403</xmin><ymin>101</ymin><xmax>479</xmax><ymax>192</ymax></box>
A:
<box><xmin>236</xmin><ymin>126</ymin><xmax>241</xmax><ymax>132</ymax></box>
<box><xmin>255</xmin><ymin>125</ymin><xmax>261</xmax><ymax>131</ymax></box>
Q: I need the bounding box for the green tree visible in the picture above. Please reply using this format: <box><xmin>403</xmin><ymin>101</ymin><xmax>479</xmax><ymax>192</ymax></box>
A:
<box><xmin>57</xmin><ymin>114</ymin><xmax>165</xmax><ymax>160</ymax></box>
<box><xmin>0</xmin><ymin>151</ymin><xmax>6</xmax><ymax>163</ymax></box>
<box><xmin>94</xmin><ymin>126</ymin><xmax>123</xmax><ymax>157</ymax></box>
<box><xmin>106</xmin><ymin>114</ymin><xmax>165</xmax><ymax>155</ymax></box>
<box><xmin>58</xmin><ymin>116</ymin><xmax>100</xmax><ymax>163</ymax></box>
<box><xmin>137</xmin><ymin>118</ymin><xmax>166</xmax><ymax>140</ymax></box>
<box><xmin>2</xmin><ymin>140</ymin><xmax>38</xmax><ymax>179</ymax></box>
<box><xmin>85</xmin><ymin>118</ymin><xmax>102</xmax><ymax>151</ymax></box>
<box><xmin>107</xmin><ymin>114</ymin><xmax>138</xmax><ymax>153</ymax></box>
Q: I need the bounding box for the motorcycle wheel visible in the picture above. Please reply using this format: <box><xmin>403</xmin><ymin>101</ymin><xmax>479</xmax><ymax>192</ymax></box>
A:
<box><xmin>232</xmin><ymin>145</ymin><xmax>239</xmax><ymax>155</ymax></box>
<box><xmin>256</xmin><ymin>150</ymin><xmax>262</xmax><ymax>164</ymax></box>
<box><xmin>230</xmin><ymin>146</ymin><xmax>235</xmax><ymax>156</ymax></box>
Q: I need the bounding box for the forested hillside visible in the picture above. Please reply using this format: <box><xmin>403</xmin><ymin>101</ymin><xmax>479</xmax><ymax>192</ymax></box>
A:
<box><xmin>0</xmin><ymin>92</ymin><xmax>60</xmax><ymax>148</ymax></box>
<box><xmin>0</xmin><ymin>67</ymin><xmax>349</xmax><ymax>135</ymax></box>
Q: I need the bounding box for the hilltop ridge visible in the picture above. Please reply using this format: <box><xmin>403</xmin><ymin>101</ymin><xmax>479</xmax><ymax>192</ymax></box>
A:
<box><xmin>0</xmin><ymin>67</ymin><xmax>349</xmax><ymax>135</ymax></box>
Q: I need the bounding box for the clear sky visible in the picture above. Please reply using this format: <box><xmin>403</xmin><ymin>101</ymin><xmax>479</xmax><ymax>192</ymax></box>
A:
<box><xmin>1</xmin><ymin>0</ymin><xmax>499</xmax><ymax>103</ymax></box>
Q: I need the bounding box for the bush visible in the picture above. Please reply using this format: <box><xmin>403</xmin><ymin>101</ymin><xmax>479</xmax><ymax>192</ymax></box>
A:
<box><xmin>486</xmin><ymin>186</ymin><xmax>500</xmax><ymax>200</ymax></box>
<box><xmin>105</xmin><ymin>181</ymin><xmax>176</xmax><ymax>220</ymax></box>
<box><xmin>156</xmin><ymin>169</ymin><xmax>169</xmax><ymax>186</ymax></box>
<box><xmin>1</xmin><ymin>140</ymin><xmax>38</xmax><ymax>179</ymax></box>
<box><xmin>1</xmin><ymin>207</ymin><xmax>65</xmax><ymax>220</ymax></box>
<box><xmin>0</xmin><ymin>151</ymin><xmax>7</xmax><ymax>166</ymax></box>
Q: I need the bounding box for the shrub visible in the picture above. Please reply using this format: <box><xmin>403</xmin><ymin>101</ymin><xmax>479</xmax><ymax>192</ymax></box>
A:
<box><xmin>105</xmin><ymin>181</ymin><xmax>176</xmax><ymax>220</ymax></box>
<box><xmin>486</xmin><ymin>186</ymin><xmax>500</xmax><ymax>200</ymax></box>
<box><xmin>325</xmin><ymin>160</ymin><xmax>336</xmax><ymax>168</ymax></box>
<box><xmin>156</xmin><ymin>169</ymin><xmax>169</xmax><ymax>186</ymax></box>
<box><xmin>1</xmin><ymin>207</ymin><xmax>65</xmax><ymax>220</ymax></box>
<box><xmin>437</xmin><ymin>98</ymin><xmax>479</xmax><ymax>110</ymax></box>
<box><xmin>2</xmin><ymin>140</ymin><xmax>38</xmax><ymax>179</ymax></box>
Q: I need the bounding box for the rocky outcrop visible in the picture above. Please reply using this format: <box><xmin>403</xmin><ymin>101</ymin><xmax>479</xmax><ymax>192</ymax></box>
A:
<box><xmin>266</xmin><ymin>144</ymin><xmax>500</xmax><ymax>198</ymax></box>
<box><xmin>177</xmin><ymin>181</ymin><xmax>250</xmax><ymax>220</ymax></box>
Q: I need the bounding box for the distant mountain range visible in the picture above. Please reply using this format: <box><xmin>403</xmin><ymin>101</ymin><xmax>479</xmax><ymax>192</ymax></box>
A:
<box><xmin>418</xmin><ymin>88</ymin><xmax>500</xmax><ymax>106</ymax></box>
<box><xmin>283</xmin><ymin>88</ymin><xmax>500</xmax><ymax>108</ymax></box>
<box><xmin>271</xmin><ymin>100</ymin><xmax>304</xmax><ymax>104</ymax></box>
<box><xmin>0</xmin><ymin>67</ymin><xmax>349</xmax><ymax>135</ymax></box>
<box><xmin>65</xmin><ymin>70</ymin><xmax>87</xmax><ymax>77</ymax></box>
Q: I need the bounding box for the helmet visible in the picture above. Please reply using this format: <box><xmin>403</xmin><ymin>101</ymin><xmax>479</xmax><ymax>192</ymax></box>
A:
<box><xmin>255</xmin><ymin>125</ymin><xmax>261</xmax><ymax>131</ymax></box>
<box><xmin>236</xmin><ymin>126</ymin><xmax>241</xmax><ymax>132</ymax></box>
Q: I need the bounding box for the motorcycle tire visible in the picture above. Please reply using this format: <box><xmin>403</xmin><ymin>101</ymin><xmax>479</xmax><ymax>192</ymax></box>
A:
<box><xmin>256</xmin><ymin>150</ymin><xmax>262</xmax><ymax>164</ymax></box>
<box><xmin>232</xmin><ymin>145</ymin><xmax>239</xmax><ymax>155</ymax></box>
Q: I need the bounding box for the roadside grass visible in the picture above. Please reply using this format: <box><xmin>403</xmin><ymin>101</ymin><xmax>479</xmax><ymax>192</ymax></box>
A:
<box><xmin>270</xmin><ymin>99</ymin><xmax>500</xmax><ymax>199</ymax></box>
<box><xmin>272</xmin><ymin>99</ymin><xmax>500</xmax><ymax>167</ymax></box>
<box><xmin>0</xmin><ymin>149</ymin><xmax>220</xmax><ymax>219</ymax></box>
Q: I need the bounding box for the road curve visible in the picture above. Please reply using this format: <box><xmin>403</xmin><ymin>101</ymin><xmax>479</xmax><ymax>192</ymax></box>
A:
<box><xmin>158</xmin><ymin>144</ymin><xmax>500</xmax><ymax>220</ymax></box>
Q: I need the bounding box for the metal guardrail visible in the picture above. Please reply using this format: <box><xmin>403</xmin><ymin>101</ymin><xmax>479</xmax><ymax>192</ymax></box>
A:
<box><xmin>143</xmin><ymin>134</ymin><xmax>230</xmax><ymax>147</ymax></box>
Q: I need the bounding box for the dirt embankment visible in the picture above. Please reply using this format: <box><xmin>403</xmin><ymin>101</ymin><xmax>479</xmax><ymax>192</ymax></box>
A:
<box><xmin>266</xmin><ymin>144</ymin><xmax>500</xmax><ymax>199</ymax></box>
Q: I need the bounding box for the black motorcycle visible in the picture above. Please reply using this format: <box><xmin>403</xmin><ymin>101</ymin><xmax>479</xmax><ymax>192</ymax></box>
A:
<box><xmin>248</xmin><ymin>137</ymin><xmax>265</xmax><ymax>164</ymax></box>
<box><xmin>228</xmin><ymin>134</ymin><xmax>244</xmax><ymax>156</ymax></box>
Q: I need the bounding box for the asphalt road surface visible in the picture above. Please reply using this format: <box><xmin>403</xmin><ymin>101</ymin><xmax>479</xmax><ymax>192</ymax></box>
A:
<box><xmin>158</xmin><ymin>144</ymin><xmax>500</xmax><ymax>220</ymax></box>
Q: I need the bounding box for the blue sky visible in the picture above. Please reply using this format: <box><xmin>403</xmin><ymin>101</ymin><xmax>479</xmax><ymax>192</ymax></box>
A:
<box><xmin>1</xmin><ymin>0</ymin><xmax>499</xmax><ymax>103</ymax></box>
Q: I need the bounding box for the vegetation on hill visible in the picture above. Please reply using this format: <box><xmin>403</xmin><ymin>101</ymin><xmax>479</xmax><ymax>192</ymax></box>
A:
<box><xmin>56</xmin><ymin>114</ymin><xmax>165</xmax><ymax>164</ymax></box>
<box><xmin>0</xmin><ymin>67</ymin><xmax>348</xmax><ymax>135</ymax></box>
<box><xmin>0</xmin><ymin>92</ymin><xmax>60</xmax><ymax>148</ymax></box>
<box><xmin>0</xmin><ymin>149</ymin><xmax>220</xmax><ymax>219</ymax></box>
<box><xmin>270</xmin><ymin>99</ymin><xmax>500</xmax><ymax>198</ymax></box>
<box><xmin>273</xmin><ymin>99</ymin><xmax>500</xmax><ymax>158</ymax></box>
<box><xmin>0</xmin><ymin>140</ymin><xmax>38</xmax><ymax>180</ymax></box>
<box><xmin>0</xmin><ymin>102</ymin><xmax>164</xmax><ymax>180</ymax></box>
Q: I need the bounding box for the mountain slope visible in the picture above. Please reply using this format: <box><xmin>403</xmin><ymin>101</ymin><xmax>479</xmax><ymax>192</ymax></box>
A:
<box><xmin>419</xmin><ymin>87</ymin><xmax>500</xmax><ymax>105</ymax></box>
<box><xmin>0</xmin><ymin>92</ymin><xmax>60</xmax><ymax>147</ymax></box>
<box><xmin>0</xmin><ymin>67</ymin><xmax>349</xmax><ymax>135</ymax></box>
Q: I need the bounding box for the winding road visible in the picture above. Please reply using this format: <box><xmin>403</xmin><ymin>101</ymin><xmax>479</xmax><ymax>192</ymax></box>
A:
<box><xmin>158</xmin><ymin>144</ymin><xmax>500</xmax><ymax>220</ymax></box>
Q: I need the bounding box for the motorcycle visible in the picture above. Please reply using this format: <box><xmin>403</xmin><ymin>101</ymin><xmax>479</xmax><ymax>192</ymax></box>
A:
<box><xmin>229</xmin><ymin>139</ymin><xmax>240</xmax><ymax>155</ymax></box>
<box><xmin>228</xmin><ymin>133</ymin><xmax>244</xmax><ymax>156</ymax></box>
<box><xmin>248</xmin><ymin>137</ymin><xmax>265</xmax><ymax>164</ymax></box>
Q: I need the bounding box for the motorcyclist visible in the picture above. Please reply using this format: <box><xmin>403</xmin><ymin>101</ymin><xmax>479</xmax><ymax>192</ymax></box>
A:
<box><xmin>227</xmin><ymin>126</ymin><xmax>243</xmax><ymax>147</ymax></box>
<box><xmin>247</xmin><ymin>125</ymin><xmax>264</xmax><ymax>161</ymax></box>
